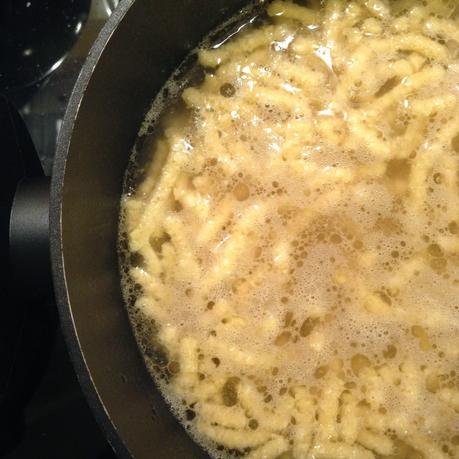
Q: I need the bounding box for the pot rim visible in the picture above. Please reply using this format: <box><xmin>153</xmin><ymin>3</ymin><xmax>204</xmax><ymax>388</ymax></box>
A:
<box><xmin>50</xmin><ymin>1</ymin><xmax>135</xmax><ymax>457</ymax></box>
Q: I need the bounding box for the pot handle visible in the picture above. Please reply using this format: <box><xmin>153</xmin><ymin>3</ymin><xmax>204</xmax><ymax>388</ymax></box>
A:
<box><xmin>0</xmin><ymin>95</ymin><xmax>51</xmax><ymax>299</ymax></box>
<box><xmin>0</xmin><ymin>95</ymin><xmax>55</xmax><ymax>453</ymax></box>
<box><xmin>9</xmin><ymin>175</ymin><xmax>51</xmax><ymax>296</ymax></box>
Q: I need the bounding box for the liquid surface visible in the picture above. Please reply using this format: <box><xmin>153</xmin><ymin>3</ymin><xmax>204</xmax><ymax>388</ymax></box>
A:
<box><xmin>121</xmin><ymin>1</ymin><xmax>459</xmax><ymax>458</ymax></box>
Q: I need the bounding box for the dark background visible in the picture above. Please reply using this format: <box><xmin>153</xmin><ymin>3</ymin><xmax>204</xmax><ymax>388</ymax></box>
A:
<box><xmin>2</xmin><ymin>1</ymin><xmax>120</xmax><ymax>457</ymax></box>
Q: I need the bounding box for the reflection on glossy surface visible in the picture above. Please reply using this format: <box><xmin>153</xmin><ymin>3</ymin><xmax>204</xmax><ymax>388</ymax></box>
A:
<box><xmin>0</xmin><ymin>0</ymin><xmax>91</xmax><ymax>91</ymax></box>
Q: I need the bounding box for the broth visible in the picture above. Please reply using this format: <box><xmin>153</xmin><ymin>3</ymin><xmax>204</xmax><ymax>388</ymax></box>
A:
<box><xmin>120</xmin><ymin>1</ymin><xmax>459</xmax><ymax>458</ymax></box>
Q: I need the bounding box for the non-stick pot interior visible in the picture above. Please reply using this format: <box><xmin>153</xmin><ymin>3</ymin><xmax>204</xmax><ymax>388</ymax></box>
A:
<box><xmin>52</xmin><ymin>0</ymin><xmax>248</xmax><ymax>458</ymax></box>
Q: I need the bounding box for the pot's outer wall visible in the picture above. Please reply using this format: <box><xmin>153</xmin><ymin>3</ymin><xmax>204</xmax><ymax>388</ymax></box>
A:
<box><xmin>50</xmin><ymin>0</ymin><xmax>247</xmax><ymax>458</ymax></box>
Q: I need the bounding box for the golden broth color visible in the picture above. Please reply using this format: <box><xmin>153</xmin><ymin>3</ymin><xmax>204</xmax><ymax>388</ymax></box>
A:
<box><xmin>121</xmin><ymin>1</ymin><xmax>459</xmax><ymax>457</ymax></box>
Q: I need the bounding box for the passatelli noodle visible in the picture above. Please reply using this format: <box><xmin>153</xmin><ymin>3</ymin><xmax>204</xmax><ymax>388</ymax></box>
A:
<box><xmin>121</xmin><ymin>0</ymin><xmax>459</xmax><ymax>457</ymax></box>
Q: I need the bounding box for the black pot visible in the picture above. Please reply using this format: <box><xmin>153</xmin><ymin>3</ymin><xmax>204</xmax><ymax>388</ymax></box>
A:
<box><xmin>7</xmin><ymin>0</ymin><xmax>250</xmax><ymax>457</ymax></box>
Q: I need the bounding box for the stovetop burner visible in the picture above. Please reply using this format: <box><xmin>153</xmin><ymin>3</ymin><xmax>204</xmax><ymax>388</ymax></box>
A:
<box><xmin>2</xmin><ymin>2</ymin><xmax>120</xmax><ymax>457</ymax></box>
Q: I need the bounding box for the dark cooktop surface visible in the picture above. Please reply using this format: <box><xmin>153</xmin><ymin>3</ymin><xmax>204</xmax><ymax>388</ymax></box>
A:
<box><xmin>2</xmin><ymin>1</ymin><xmax>120</xmax><ymax>458</ymax></box>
